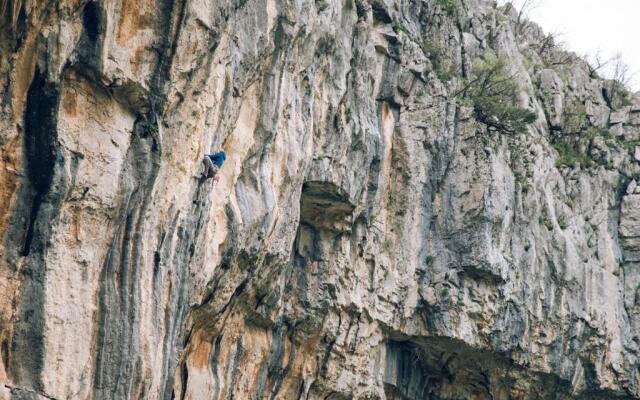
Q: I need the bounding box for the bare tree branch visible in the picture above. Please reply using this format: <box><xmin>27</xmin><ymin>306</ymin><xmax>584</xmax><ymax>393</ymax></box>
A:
<box><xmin>503</xmin><ymin>0</ymin><xmax>541</xmax><ymax>35</ymax></box>
<box><xmin>516</xmin><ymin>0</ymin><xmax>539</xmax><ymax>28</ymax></box>
<box><xmin>584</xmin><ymin>50</ymin><xmax>610</xmax><ymax>78</ymax></box>
<box><xmin>604</xmin><ymin>53</ymin><xmax>633</xmax><ymax>108</ymax></box>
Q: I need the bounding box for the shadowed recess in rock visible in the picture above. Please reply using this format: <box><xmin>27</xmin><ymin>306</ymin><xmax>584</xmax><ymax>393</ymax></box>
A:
<box><xmin>299</xmin><ymin>181</ymin><xmax>355</xmax><ymax>232</ymax></box>
<box><xmin>0</xmin><ymin>0</ymin><xmax>27</xmax><ymax>52</ymax></box>
<box><xmin>76</xmin><ymin>1</ymin><xmax>106</xmax><ymax>72</ymax></box>
<box><xmin>21</xmin><ymin>67</ymin><xmax>60</xmax><ymax>257</ymax></box>
<box><xmin>7</xmin><ymin>64</ymin><xmax>62</xmax><ymax>395</ymax></box>
<box><xmin>382</xmin><ymin>339</ymin><xmax>637</xmax><ymax>400</ymax></box>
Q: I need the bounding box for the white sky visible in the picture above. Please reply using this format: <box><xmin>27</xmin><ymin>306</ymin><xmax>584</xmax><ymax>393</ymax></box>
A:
<box><xmin>498</xmin><ymin>0</ymin><xmax>640</xmax><ymax>91</ymax></box>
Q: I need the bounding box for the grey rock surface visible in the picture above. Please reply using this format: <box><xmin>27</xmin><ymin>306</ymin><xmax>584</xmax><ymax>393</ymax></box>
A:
<box><xmin>1</xmin><ymin>0</ymin><xmax>640</xmax><ymax>399</ymax></box>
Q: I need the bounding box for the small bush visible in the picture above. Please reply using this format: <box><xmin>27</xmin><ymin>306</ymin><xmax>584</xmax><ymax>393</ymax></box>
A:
<box><xmin>586</xmin><ymin>127</ymin><xmax>615</xmax><ymax>141</ymax></box>
<box><xmin>618</xmin><ymin>139</ymin><xmax>640</xmax><ymax>152</ymax></box>
<box><xmin>561</xmin><ymin>99</ymin><xmax>588</xmax><ymax>134</ymax></box>
<box><xmin>553</xmin><ymin>141</ymin><xmax>591</xmax><ymax>168</ymax></box>
<box><xmin>422</xmin><ymin>37</ymin><xmax>456</xmax><ymax>82</ymax></box>
<box><xmin>552</xmin><ymin>127</ymin><xmax>620</xmax><ymax>169</ymax></box>
<box><xmin>369</xmin><ymin>213</ymin><xmax>376</xmax><ymax>226</ymax></box>
<box><xmin>391</xmin><ymin>20</ymin><xmax>411</xmax><ymax>36</ymax></box>
<box><xmin>457</xmin><ymin>55</ymin><xmax>536</xmax><ymax>134</ymax></box>
<box><xmin>139</xmin><ymin>121</ymin><xmax>158</xmax><ymax>137</ymax></box>
<box><xmin>425</xmin><ymin>256</ymin><xmax>435</xmax><ymax>266</ymax></box>
<box><xmin>383</xmin><ymin>239</ymin><xmax>393</xmax><ymax>252</ymax></box>
<box><xmin>435</xmin><ymin>0</ymin><xmax>459</xmax><ymax>18</ymax></box>
<box><xmin>609</xmin><ymin>85</ymin><xmax>633</xmax><ymax>108</ymax></box>
<box><xmin>539</xmin><ymin>216</ymin><xmax>554</xmax><ymax>231</ymax></box>
<box><xmin>435</xmin><ymin>58</ymin><xmax>456</xmax><ymax>81</ymax></box>
<box><xmin>316</xmin><ymin>0</ymin><xmax>329</xmax><ymax>12</ymax></box>
<box><xmin>558</xmin><ymin>218</ymin><xmax>568</xmax><ymax>230</ymax></box>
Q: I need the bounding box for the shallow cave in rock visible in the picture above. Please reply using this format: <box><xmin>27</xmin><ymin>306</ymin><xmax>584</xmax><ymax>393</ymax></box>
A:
<box><xmin>299</xmin><ymin>181</ymin><xmax>355</xmax><ymax>232</ymax></box>
<box><xmin>382</xmin><ymin>339</ymin><xmax>581</xmax><ymax>400</ymax></box>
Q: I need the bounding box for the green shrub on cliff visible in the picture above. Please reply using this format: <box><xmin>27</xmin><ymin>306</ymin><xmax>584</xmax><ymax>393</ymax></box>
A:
<box><xmin>422</xmin><ymin>39</ymin><xmax>457</xmax><ymax>82</ymax></box>
<box><xmin>561</xmin><ymin>99</ymin><xmax>588</xmax><ymax>134</ymax></box>
<box><xmin>316</xmin><ymin>0</ymin><xmax>329</xmax><ymax>12</ymax></box>
<box><xmin>457</xmin><ymin>55</ymin><xmax>536</xmax><ymax>134</ymax></box>
<box><xmin>435</xmin><ymin>0</ymin><xmax>460</xmax><ymax>18</ymax></box>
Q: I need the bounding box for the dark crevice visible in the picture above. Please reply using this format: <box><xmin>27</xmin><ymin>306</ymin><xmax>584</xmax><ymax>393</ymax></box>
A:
<box><xmin>209</xmin><ymin>335</ymin><xmax>223</xmax><ymax>400</ymax></box>
<box><xmin>153</xmin><ymin>250</ymin><xmax>161</xmax><ymax>276</ymax></box>
<box><xmin>182</xmin><ymin>325</ymin><xmax>194</xmax><ymax>348</ymax></box>
<box><xmin>319</xmin><ymin>335</ymin><xmax>336</xmax><ymax>378</ymax></box>
<box><xmin>21</xmin><ymin>194</ymin><xmax>40</xmax><ymax>256</ymax></box>
<box><xmin>1</xmin><ymin>0</ymin><xmax>27</xmax><ymax>51</ymax></box>
<box><xmin>82</xmin><ymin>2</ymin><xmax>101</xmax><ymax>43</ymax></box>
<box><xmin>149</xmin><ymin>0</ymin><xmax>188</xmax><ymax>112</ymax></box>
<box><xmin>226</xmin><ymin>338</ymin><xmax>244</xmax><ymax>400</ymax></box>
<box><xmin>295</xmin><ymin>380</ymin><xmax>305</xmax><ymax>400</ymax></box>
<box><xmin>2</xmin><ymin>73</ymin><xmax>12</xmax><ymax>106</ymax></box>
<box><xmin>21</xmin><ymin>67</ymin><xmax>60</xmax><ymax>257</ymax></box>
<box><xmin>8</xmin><ymin>62</ymin><xmax>64</xmax><ymax>392</ymax></box>
<box><xmin>76</xmin><ymin>1</ymin><xmax>106</xmax><ymax>73</ymax></box>
<box><xmin>218</xmin><ymin>279</ymin><xmax>248</xmax><ymax>317</ymax></box>
<box><xmin>354</xmin><ymin>0</ymin><xmax>367</xmax><ymax>20</ymax></box>
<box><xmin>179</xmin><ymin>363</ymin><xmax>188</xmax><ymax>400</ymax></box>
<box><xmin>602</xmin><ymin>87</ymin><xmax>613</xmax><ymax>110</ymax></box>
<box><xmin>459</xmin><ymin>264</ymin><xmax>505</xmax><ymax>285</ymax></box>
<box><xmin>371</xmin><ymin>1</ymin><xmax>392</xmax><ymax>24</ymax></box>
<box><xmin>258</xmin><ymin>325</ymin><xmax>287</xmax><ymax>397</ymax></box>
<box><xmin>13</xmin><ymin>2</ymin><xmax>27</xmax><ymax>51</ymax></box>
<box><xmin>1</xmin><ymin>339</ymin><xmax>8</xmax><ymax>370</ymax></box>
<box><xmin>269</xmin><ymin>329</ymin><xmax>296</xmax><ymax>399</ymax></box>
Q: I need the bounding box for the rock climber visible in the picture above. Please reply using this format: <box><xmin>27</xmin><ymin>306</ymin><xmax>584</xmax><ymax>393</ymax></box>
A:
<box><xmin>202</xmin><ymin>149</ymin><xmax>226</xmax><ymax>182</ymax></box>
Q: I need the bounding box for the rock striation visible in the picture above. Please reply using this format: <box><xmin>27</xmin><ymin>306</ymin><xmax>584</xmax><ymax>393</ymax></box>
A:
<box><xmin>1</xmin><ymin>0</ymin><xmax>640</xmax><ymax>398</ymax></box>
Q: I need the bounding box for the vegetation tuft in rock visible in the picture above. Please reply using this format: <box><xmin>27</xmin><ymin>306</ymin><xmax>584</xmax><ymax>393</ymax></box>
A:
<box><xmin>457</xmin><ymin>55</ymin><xmax>537</xmax><ymax>134</ymax></box>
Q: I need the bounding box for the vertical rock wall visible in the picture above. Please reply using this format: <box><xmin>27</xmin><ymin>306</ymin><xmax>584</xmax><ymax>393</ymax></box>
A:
<box><xmin>1</xmin><ymin>0</ymin><xmax>640</xmax><ymax>399</ymax></box>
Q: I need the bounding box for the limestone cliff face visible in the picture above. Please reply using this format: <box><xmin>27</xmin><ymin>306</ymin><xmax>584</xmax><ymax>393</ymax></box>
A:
<box><xmin>1</xmin><ymin>0</ymin><xmax>640</xmax><ymax>398</ymax></box>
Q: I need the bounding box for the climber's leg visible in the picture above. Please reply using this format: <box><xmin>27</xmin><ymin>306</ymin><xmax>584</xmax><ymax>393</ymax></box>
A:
<box><xmin>211</xmin><ymin>164</ymin><xmax>220</xmax><ymax>181</ymax></box>
<box><xmin>202</xmin><ymin>156</ymin><xmax>214</xmax><ymax>179</ymax></box>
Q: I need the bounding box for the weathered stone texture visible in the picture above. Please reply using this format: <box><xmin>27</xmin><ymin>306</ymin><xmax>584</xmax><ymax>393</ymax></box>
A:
<box><xmin>1</xmin><ymin>0</ymin><xmax>640</xmax><ymax>399</ymax></box>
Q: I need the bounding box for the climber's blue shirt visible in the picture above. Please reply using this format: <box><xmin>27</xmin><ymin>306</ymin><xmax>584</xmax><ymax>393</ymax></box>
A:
<box><xmin>208</xmin><ymin>151</ymin><xmax>226</xmax><ymax>167</ymax></box>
